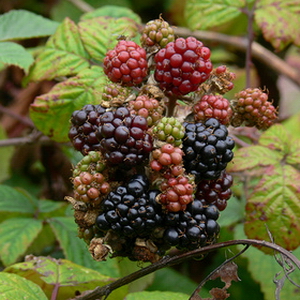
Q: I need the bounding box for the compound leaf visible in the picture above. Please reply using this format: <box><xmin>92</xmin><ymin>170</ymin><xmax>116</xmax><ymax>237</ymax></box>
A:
<box><xmin>78</xmin><ymin>16</ymin><xmax>139</xmax><ymax>63</ymax></box>
<box><xmin>4</xmin><ymin>256</ymin><xmax>113</xmax><ymax>300</ymax></box>
<box><xmin>0</xmin><ymin>272</ymin><xmax>47</xmax><ymax>300</ymax></box>
<box><xmin>125</xmin><ymin>291</ymin><xmax>190</xmax><ymax>300</ymax></box>
<box><xmin>227</xmin><ymin>145</ymin><xmax>281</xmax><ymax>172</ymax></box>
<box><xmin>0</xmin><ymin>9</ymin><xmax>59</xmax><ymax>41</ymax></box>
<box><xmin>30</xmin><ymin>66</ymin><xmax>107</xmax><ymax>142</ymax></box>
<box><xmin>184</xmin><ymin>0</ymin><xmax>248</xmax><ymax>30</ymax></box>
<box><xmin>48</xmin><ymin>216</ymin><xmax>120</xmax><ymax>278</ymax></box>
<box><xmin>245</xmin><ymin>164</ymin><xmax>300</xmax><ymax>252</ymax></box>
<box><xmin>0</xmin><ymin>185</ymin><xmax>38</xmax><ymax>214</ymax></box>
<box><xmin>0</xmin><ymin>42</ymin><xmax>34</xmax><ymax>73</ymax></box>
<box><xmin>255</xmin><ymin>0</ymin><xmax>300</xmax><ymax>51</ymax></box>
<box><xmin>0</xmin><ymin>218</ymin><xmax>43</xmax><ymax>266</ymax></box>
<box><xmin>80</xmin><ymin>5</ymin><xmax>141</xmax><ymax>24</ymax></box>
<box><xmin>27</xmin><ymin>17</ymin><xmax>91</xmax><ymax>82</ymax></box>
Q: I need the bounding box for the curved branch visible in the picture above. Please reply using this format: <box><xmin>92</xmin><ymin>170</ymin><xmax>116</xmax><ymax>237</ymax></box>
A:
<box><xmin>174</xmin><ymin>27</ymin><xmax>300</xmax><ymax>87</ymax></box>
<box><xmin>71</xmin><ymin>239</ymin><xmax>300</xmax><ymax>300</ymax></box>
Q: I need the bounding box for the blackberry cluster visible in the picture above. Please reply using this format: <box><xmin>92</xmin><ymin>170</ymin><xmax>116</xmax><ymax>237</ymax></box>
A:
<box><xmin>103</xmin><ymin>40</ymin><xmax>148</xmax><ymax>86</ymax></box>
<box><xmin>196</xmin><ymin>171</ymin><xmax>233</xmax><ymax>211</ymax></box>
<box><xmin>96</xmin><ymin>175</ymin><xmax>163</xmax><ymax>238</ymax></box>
<box><xmin>182</xmin><ymin>118</ymin><xmax>235</xmax><ymax>181</ymax></box>
<box><xmin>98</xmin><ymin>107</ymin><xmax>153</xmax><ymax>166</ymax></box>
<box><xmin>154</xmin><ymin>36</ymin><xmax>213</xmax><ymax>95</ymax></box>
<box><xmin>163</xmin><ymin>199</ymin><xmax>220</xmax><ymax>250</ymax></box>
<box><xmin>68</xmin><ymin>104</ymin><xmax>106</xmax><ymax>155</ymax></box>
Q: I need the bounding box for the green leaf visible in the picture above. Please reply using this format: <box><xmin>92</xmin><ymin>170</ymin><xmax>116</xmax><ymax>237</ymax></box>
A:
<box><xmin>0</xmin><ymin>125</ymin><xmax>14</xmax><ymax>181</ymax></box>
<box><xmin>38</xmin><ymin>199</ymin><xmax>68</xmax><ymax>214</ymax></box>
<box><xmin>0</xmin><ymin>272</ymin><xmax>47</xmax><ymax>300</ymax></box>
<box><xmin>227</xmin><ymin>145</ymin><xmax>281</xmax><ymax>172</ymax></box>
<box><xmin>184</xmin><ymin>0</ymin><xmax>247</xmax><ymax>30</ymax></box>
<box><xmin>282</xmin><ymin>111</ymin><xmax>300</xmax><ymax>140</ymax></box>
<box><xmin>125</xmin><ymin>291</ymin><xmax>190</xmax><ymax>300</ymax></box>
<box><xmin>27</xmin><ymin>17</ymin><xmax>91</xmax><ymax>82</ymax></box>
<box><xmin>48</xmin><ymin>216</ymin><xmax>120</xmax><ymax>277</ymax></box>
<box><xmin>78</xmin><ymin>16</ymin><xmax>139</xmax><ymax>63</ymax></box>
<box><xmin>259</xmin><ymin>124</ymin><xmax>291</xmax><ymax>154</ymax></box>
<box><xmin>0</xmin><ymin>218</ymin><xmax>43</xmax><ymax>266</ymax></box>
<box><xmin>245</xmin><ymin>164</ymin><xmax>300</xmax><ymax>252</ymax></box>
<box><xmin>255</xmin><ymin>0</ymin><xmax>300</xmax><ymax>51</ymax></box>
<box><xmin>81</xmin><ymin>5</ymin><xmax>142</xmax><ymax>24</ymax></box>
<box><xmin>0</xmin><ymin>42</ymin><xmax>34</xmax><ymax>73</ymax></box>
<box><xmin>234</xmin><ymin>224</ymin><xmax>300</xmax><ymax>300</ymax></box>
<box><xmin>286</xmin><ymin>138</ymin><xmax>300</xmax><ymax>166</ymax></box>
<box><xmin>4</xmin><ymin>256</ymin><xmax>113</xmax><ymax>300</ymax></box>
<box><xmin>0</xmin><ymin>9</ymin><xmax>59</xmax><ymax>41</ymax></box>
<box><xmin>30</xmin><ymin>66</ymin><xmax>107</xmax><ymax>142</ymax></box>
<box><xmin>0</xmin><ymin>185</ymin><xmax>38</xmax><ymax>214</ymax></box>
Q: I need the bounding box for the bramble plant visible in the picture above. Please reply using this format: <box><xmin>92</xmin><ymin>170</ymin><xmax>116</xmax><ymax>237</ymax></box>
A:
<box><xmin>0</xmin><ymin>1</ymin><xmax>300</xmax><ymax>300</ymax></box>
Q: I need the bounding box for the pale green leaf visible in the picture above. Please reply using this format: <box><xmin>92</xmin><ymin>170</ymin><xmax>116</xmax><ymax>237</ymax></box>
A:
<box><xmin>30</xmin><ymin>66</ymin><xmax>107</xmax><ymax>142</ymax></box>
<box><xmin>0</xmin><ymin>185</ymin><xmax>38</xmax><ymax>213</ymax></box>
<box><xmin>286</xmin><ymin>138</ymin><xmax>300</xmax><ymax>166</ymax></box>
<box><xmin>0</xmin><ymin>125</ymin><xmax>13</xmax><ymax>181</ymax></box>
<box><xmin>38</xmin><ymin>199</ymin><xmax>67</xmax><ymax>214</ymax></box>
<box><xmin>234</xmin><ymin>224</ymin><xmax>300</xmax><ymax>300</ymax></box>
<box><xmin>259</xmin><ymin>124</ymin><xmax>291</xmax><ymax>154</ymax></box>
<box><xmin>227</xmin><ymin>145</ymin><xmax>281</xmax><ymax>172</ymax></box>
<box><xmin>255</xmin><ymin>0</ymin><xmax>300</xmax><ymax>51</ymax></box>
<box><xmin>27</xmin><ymin>17</ymin><xmax>91</xmax><ymax>82</ymax></box>
<box><xmin>282</xmin><ymin>111</ymin><xmax>300</xmax><ymax>140</ymax></box>
<box><xmin>48</xmin><ymin>216</ymin><xmax>120</xmax><ymax>277</ymax></box>
<box><xmin>184</xmin><ymin>0</ymin><xmax>247</xmax><ymax>30</ymax></box>
<box><xmin>4</xmin><ymin>256</ymin><xmax>113</xmax><ymax>300</ymax></box>
<box><xmin>0</xmin><ymin>9</ymin><xmax>59</xmax><ymax>41</ymax></box>
<box><xmin>0</xmin><ymin>272</ymin><xmax>47</xmax><ymax>300</ymax></box>
<box><xmin>78</xmin><ymin>16</ymin><xmax>139</xmax><ymax>63</ymax></box>
<box><xmin>0</xmin><ymin>218</ymin><xmax>43</xmax><ymax>266</ymax></box>
<box><xmin>0</xmin><ymin>42</ymin><xmax>34</xmax><ymax>73</ymax></box>
<box><xmin>245</xmin><ymin>164</ymin><xmax>300</xmax><ymax>252</ymax></box>
<box><xmin>125</xmin><ymin>291</ymin><xmax>190</xmax><ymax>300</ymax></box>
<box><xmin>81</xmin><ymin>5</ymin><xmax>142</xmax><ymax>24</ymax></box>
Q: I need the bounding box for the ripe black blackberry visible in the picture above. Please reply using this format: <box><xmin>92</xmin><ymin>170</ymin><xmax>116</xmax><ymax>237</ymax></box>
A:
<box><xmin>96</xmin><ymin>175</ymin><xmax>163</xmax><ymax>239</ymax></box>
<box><xmin>98</xmin><ymin>107</ymin><xmax>153</xmax><ymax>166</ymax></box>
<box><xmin>182</xmin><ymin>118</ymin><xmax>235</xmax><ymax>181</ymax></box>
<box><xmin>68</xmin><ymin>104</ymin><xmax>106</xmax><ymax>155</ymax></box>
<box><xmin>196</xmin><ymin>171</ymin><xmax>233</xmax><ymax>211</ymax></box>
<box><xmin>163</xmin><ymin>199</ymin><xmax>220</xmax><ymax>250</ymax></box>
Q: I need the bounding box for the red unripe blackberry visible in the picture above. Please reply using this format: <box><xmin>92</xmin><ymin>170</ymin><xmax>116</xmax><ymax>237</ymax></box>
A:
<box><xmin>103</xmin><ymin>40</ymin><xmax>148</xmax><ymax>86</ymax></box>
<box><xmin>154</xmin><ymin>37</ymin><xmax>213</xmax><ymax>95</ymax></box>
<box><xmin>196</xmin><ymin>171</ymin><xmax>233</xmax><ymax>211</ymax></box>
<box><xmin>193</xmin><ymin>94</ymin><xmax>232</xmax><ymax>125</ymax></box>
<box><xmin>158</xmin><ymin>175</ymin><xmax>195</xmax><ymax>212</ymax></box>
<box><xmin>98</xmin><ymin>107</ymin><xmax>153</xmax><ymax>166</ymax></box>
<box><xmin>68</xmin><ymin>105</ymin><xmax>106</xmax><ymax>155</ymax></box>
<box><xmin>128</xmin><ymin>94</ymin><xmax>165</xmax><ymax>126</ymax></box>
<box><xmin>231</xmin><ymin>88</ymin><xmax>278</xmax><ymax>129</ymax></box>
<box><xmin>150</xmin><ymin>144</ymin><xmax>184</xmax><ymax>178</ymax></box>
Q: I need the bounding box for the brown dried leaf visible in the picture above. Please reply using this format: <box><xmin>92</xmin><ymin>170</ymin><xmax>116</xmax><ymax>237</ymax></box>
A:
<box><xmin>210</xmin><ymin>287</ymin><xmax>230</xmax><ymax>300</ymax></box>
<box><xmin>211</xmin><ymin>262</ymin><xmax>240</xmax><ymax>288</ymax></box>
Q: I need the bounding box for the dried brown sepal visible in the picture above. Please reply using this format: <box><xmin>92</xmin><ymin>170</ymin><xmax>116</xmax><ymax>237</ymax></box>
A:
<box><xmin>132</xmin><ymin>238</ymin><xmax>162</xmax><ymax>263</ymax></box>
<box><xmin>89</xmin><ymin>238</ymin><xmax>112</xmax><ymax>261</ymax></box>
